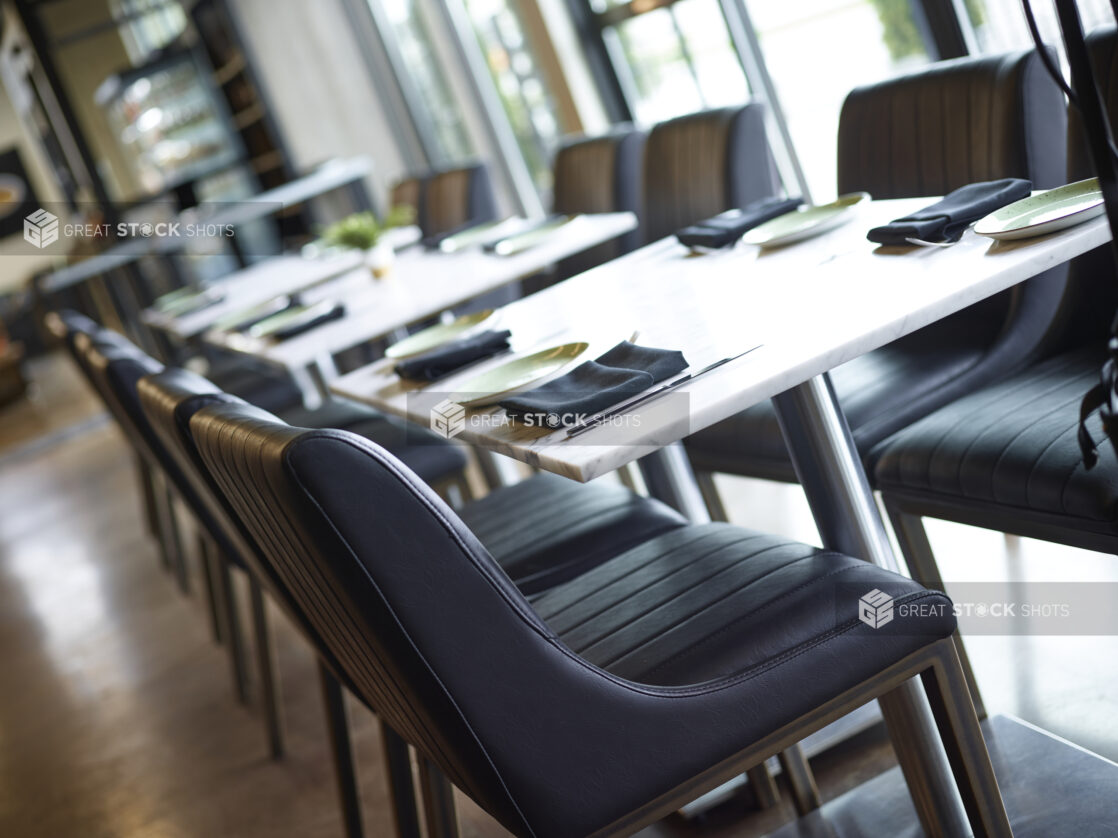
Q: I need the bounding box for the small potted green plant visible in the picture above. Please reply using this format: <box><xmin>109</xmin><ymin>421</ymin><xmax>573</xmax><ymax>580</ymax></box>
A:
<box><xmin>321</xmin><ymin>205</ymin><xmax>415</xmax><ymax>278</ymax></box>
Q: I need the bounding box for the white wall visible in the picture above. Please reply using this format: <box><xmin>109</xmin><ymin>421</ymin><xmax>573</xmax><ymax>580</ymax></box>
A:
<box><xmin>228</xmin><ymin>0</ymin><xmax>408</xmax><ymax>206</ymax></box>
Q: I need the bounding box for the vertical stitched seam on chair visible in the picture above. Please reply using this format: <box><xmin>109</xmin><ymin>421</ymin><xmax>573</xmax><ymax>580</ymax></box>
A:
<box><xmin>932</xmin><ymin>353</ymin><xmax>1090</xmax><ymax>494</ymax></box>
<box><xmin>574</xmin><ymin>540</ymin><xmax>811</xmax><ymax>659</ymax></box>
<box><xmin>594</xmin><ymin>549</ymin><xmax>831</xmax><ymax>671</ymax></box>
<box><xmin>539</xmin><ymin>530</ymin><xmax>770</xmax><ymax>627</ymax></box>
<box><xmin>535</xmin><ymin>525</ymin><xmax>738</xmax><ymax>618</ymax></box>
<box><xmin>640</xmin><ymin>561</ymin><xmax>883</xmax><ymax>681</ymax></box>
<box><xmin>982</xmin><ymin>371</ymin><xmax>1102</xmax><ymax>505</ymax></box>
<box><xmin>641</xmin><ymin>589</ymin><xmax>952</xmax><ymax>698</ymax></box>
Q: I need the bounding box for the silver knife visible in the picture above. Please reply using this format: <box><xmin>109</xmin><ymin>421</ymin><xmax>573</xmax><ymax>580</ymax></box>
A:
<box><xmin>564</xmin><ymin>344</ymin><xmax>763</xmax><ymax>439</ymax></box>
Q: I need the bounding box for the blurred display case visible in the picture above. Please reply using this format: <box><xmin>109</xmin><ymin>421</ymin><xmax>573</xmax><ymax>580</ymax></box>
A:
<box><xmin>96</xmin><ymin>47</ymin><xmax>242</xmax><ymax>198</ymax></box>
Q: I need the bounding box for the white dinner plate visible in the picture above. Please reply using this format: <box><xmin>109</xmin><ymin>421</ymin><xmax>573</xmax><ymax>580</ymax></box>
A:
<box><xmin>742</xmin><ymin>192</ymin><xmax>871</xmax><ymax>248</ymax></box>
<box><xmin>974</xmin><ymin>178</ymin><xmax>1104</xmax><ymax>240</ymax></box>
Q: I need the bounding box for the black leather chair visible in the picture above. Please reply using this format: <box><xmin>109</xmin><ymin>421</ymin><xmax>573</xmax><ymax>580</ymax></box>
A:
<box><xmin>57</xmin><ymin>313</ymin><xmax>472</xmax><ymax>763</ymax></box>
<box><xmin>641</xmin><ymin>104</ymin><xmax>780</xmax><ymax>244</ymax></box>
<box><xmin>390</xmin><ymin>176</ymin><xmax>427</xmax><ymax>232</ymax></box>
<box><xmin>683</xmin><ymin>49</ymin><xmax>1070</xmax><ymax>504</ymax></box>
<box><xmin>871</xmin><ymin>27</ymin><xmax>1118</xmax><ymax>712</ymax></box>
<box><xmin>189</xmin><ymin>401</ymin><xmax>1010</xmax><ymax>838</ymax></box>
<box><xmin>139</xmin><ymin>369</ymin><xmax>688</xmax><ymax>837</ymax></box>
<box><xmin>522</xmin><ymin>127</ymin><xmax>646</xmax><ymax>295</ymax></box>
<box><xmin>74</xmin><ymin>328</ymin><xmax>683</xmax><ymax>837</ymax></box>
<box><xmin>423</xmin><ymin>163</ymin><xmax>500</xmax><ymax>238</ymax></box>
<box><xmin>553</xmin><ymin>128</ymin><xmax>645</xmax><ymax>254</ymax></box>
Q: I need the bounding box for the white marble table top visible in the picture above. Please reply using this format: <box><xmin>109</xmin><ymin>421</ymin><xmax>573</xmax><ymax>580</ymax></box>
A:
<box><xmin>329</xmin><ymin>196</ymin><xmax>1113</xmax><ymax>482</ymax></box>
<box><xmin>202</xmin><ymin>212</ymin><xmax>638</xmax><ymax>368</ymax></box>
<box><xmin>41</xmin><ymin>157</ymin><xmax>373</xmax><ymax>293</ymax></box>
<box><xmin>142</xmin><ymin>250</ymin><xmax>367</xmax><ymax>339</ymax></box>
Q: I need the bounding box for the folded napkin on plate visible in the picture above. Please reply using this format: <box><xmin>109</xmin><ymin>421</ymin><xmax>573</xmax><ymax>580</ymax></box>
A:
<box><xmin>500</xmin><ymin>341</ymin><xmax>688</xmax><ymax>423</ymax></box>
<box><xmin>676</xmin><ymin>196</ymin><xmax>804</xmax><ymax>249</ymax></box>
<box><xmin>867</xmin><ymin>178</ymin><xmax>1032</xmax><ymax>245</ymax></box>
<box><xmin>395</xmin><ymin>329</ymin><xmax>512</xmax><ymax>381</ymax></box>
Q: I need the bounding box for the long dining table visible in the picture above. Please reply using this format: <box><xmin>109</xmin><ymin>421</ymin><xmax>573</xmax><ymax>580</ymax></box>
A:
<box><xmin>162</xmin><ymin>212</ymin><xmax>638</xmax><ymax>405</ymax></box>
<box><xmin>329</xmin><ymin>195</ymin><xmax>1116</xmax><ymax>835</ymax></box>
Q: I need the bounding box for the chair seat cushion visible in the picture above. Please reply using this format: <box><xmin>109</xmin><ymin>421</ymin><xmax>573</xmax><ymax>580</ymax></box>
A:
<box><xmin>208</xmin><ymin>361</ymin><xmax>304</xmax><ymax>414</ymax></box>
<box><xmin>683</xmin><ymin>313</ymin><xmax>997</xmax><ymax>481</ymax></box>
<box><xmin>532</xmin><ymin>523</ymin><xmax>956</xmax><ymax>687</ymax></box>
<box><xmin>872</xmin><ymin>346</ymin><xmax>1118</xmax><ymax>530</ymax></box>
<box><xmin>282</xmin><ymin>398</ymin><xmax>468</xmax><ymax>487</ymax></box>
<box><xmin>459</xmin><ymin>472</ymin><xmax>687</xmax><ymax>595</ymax></box>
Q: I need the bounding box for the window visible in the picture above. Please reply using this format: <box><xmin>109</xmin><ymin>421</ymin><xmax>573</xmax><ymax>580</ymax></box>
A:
<box><xmin>594</xmin><ymin>0</ymin><xmax>750</xmax><ymax>123</ymax></box>
<box><xmin>966</xmin><ymin>0</ymin><xmax>1115</xmax><ymax>56</ymax></box>
<box><xmin>465</xmin><ymin>0</ymin><xmax>565</xmax><ymax>191</ymax></box>
<box><xmin>378</xmin><ymin>0</ymin><xmax>475</xmax><ymax>165</ymax></box>
<box><xmin>748</xmin><ymin>0</ymin><xmax>931</xmax><ymax>198</ymax></box>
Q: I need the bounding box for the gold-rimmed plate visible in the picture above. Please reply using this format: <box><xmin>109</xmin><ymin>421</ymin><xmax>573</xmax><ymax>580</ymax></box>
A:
<box><xmin>385</xmin><ymin>310</ymin><xmax>496</xmax><ymax>359</ymax></box>
<box><xmin>974</xmin><ymin>178</ymin><xmax>1104</xmax><ymax>240</ymax></box>
<box><xmin>449</xmin><ymin>342</ymin><xmax>589</xmax><ymax>407</ymax></box>
<box><xmin>743</xmin><ymin>192</ymin><xmax>871</xmax><ymax>248</ymax></box>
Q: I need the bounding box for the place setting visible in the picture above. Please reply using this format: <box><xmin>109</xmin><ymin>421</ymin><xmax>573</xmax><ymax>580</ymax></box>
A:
<box><xmin>423</xmin><ymin>214</ymin><xmax>587</xmax><ymax>257</ymax></box>
<box><xmin>673</xmin><ymin>192</ymin><xmax>872</xmax><ymax>255</ymax></box>
<box><xmin>867</xmin><ymin>176</ymin><xmax>1105</xmax><ymax>251</ymax></box>
<box><xmin>337</xmin><ymin>305</ymin><xmax>767</xmax><ymax>452</ymax></box>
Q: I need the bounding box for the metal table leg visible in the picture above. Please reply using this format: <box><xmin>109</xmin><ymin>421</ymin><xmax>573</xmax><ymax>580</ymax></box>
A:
<box><xmin>772</xmin><ymin>374</ymin><xmax>972</xmax><ymax>836</ymax></box>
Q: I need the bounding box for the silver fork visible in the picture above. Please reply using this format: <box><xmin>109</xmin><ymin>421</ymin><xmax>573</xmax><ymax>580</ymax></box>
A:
<box><xmin>904</xmin><ymin>237</ymin><xmax>955</xmax><ymax>248</ymax></box>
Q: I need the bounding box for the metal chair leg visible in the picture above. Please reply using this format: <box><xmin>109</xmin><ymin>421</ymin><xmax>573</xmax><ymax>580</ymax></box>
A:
<box><xmin>152</xmin><ymin>476</ymin><xmax>190</xmax><ymax>594</ymax></box>
<box><xmin>318</xmin><ymin>662</ymin><xmax>365</xmax><ymax>838</ymax></box>
<box><xmin>777</xmin><ymin>743</ymin><xmax>821</xmax><ymax>814</ymax></box>
<box><xmin>746</xmin><ymin>764</ymin><xmax>780</xmax><ymax>809</ymax></box>
<box><xmin>886</xmin><ymin>501</ymin><xmax>987</xmax><ymax>719</ymax></box>
<box><xmin>696</xmin><ymin>470</ymin><xmax>731</xmax><ymax>522</ymax></box>
<box><xmin>206</xmin><ymin>540</ymin><xmax>249</xmax><ymax>705</ymax></box>
<box><xmin>453</xmin><ymin>473</ymin><xmax>475</xmax><ymax>504</ymax></box>
<box><xmin>418</xmin><ymin>758</ymin><xmax>460</xmax><ymax>838</ymax></box>
<box><xmin>379</xmin><ymin>721</ymin><xmax>422</xmax><ymax>838</ymax></box>
<box><xmin>135</xmin><ymin>456</ymin><xmax>159</xmax><ymax>537</ymax></box>
<box><xmin>196</xmin><ymin>533</ymin><xmax>224</xmax><ymax>645</ymax></box>
<box><xmin>920</xmin><ymin>643</ymin><xmax>1014</xmax><ymax>837</ymax></box>
<box><xmin>248</xmin><ymin>575</ymin><xmax>284</xmax><ymax>759</ymax></box>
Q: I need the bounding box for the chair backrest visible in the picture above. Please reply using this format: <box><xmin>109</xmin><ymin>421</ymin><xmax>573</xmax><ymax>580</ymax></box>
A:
<box><xmin>389</xmin><ymin>176</ymin><xmax>427</xmax><ymax>233</ymax></box>
<box><xmin>137</xmin><ymin>369</ymin><xmax>384</xmax><ymax>699</ymax></box>
<box><xmin>840</xmin><ymin>48</ymin><xmax>1073</xmax><ymax>366</ymax></box>
<box><xmin>424</xmin><ymin>163</ymin><xmax>499</xmax><ymax>237</ymax></box>
<box><xmin>552</xmin><ymin>127</ymin><xmax>645</xmax><ymax>256</ymax></box>
<box><xmin>838</xmin><ymin>48</ymin><xmax>1066</xmax><ymax>198</ymax></box>
<box><xmin>641</xmin><ymin>104</ymin><xmax>780</xmax><ymax>244</ymax></box>
<box><xmin>1056</xmin><ymin>26</ymin><xmax>1118</xmax><ymax>348</ymax></box>
<box><xmin>189</xmin><ymin>403</ymin><xmax>753</xmax><ymax>837</ymax></box>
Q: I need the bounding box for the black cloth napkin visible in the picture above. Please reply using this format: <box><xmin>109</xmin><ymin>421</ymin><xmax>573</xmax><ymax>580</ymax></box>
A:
<box><xmin>395</xmin><ymin>329</ymin><xmax>512</xmax><ymax>381</ymax></box>
<box><xmin>499</xmin><ymin>341</ymin><xmax>688</xmax><ymax>424</ymax></box>
<box><xmin>676</xmin><ymin>196</ymin><xmax>803</xmax><ymax>249</ymax></box>
<box><xmin>867</xmin><ymin>178</ymin><xmax>1032</xmax><ymax>245</ymax></box>
<box><xmin>272</xmin><ymin>302</ymin><xmax>346</xmax><ymax>341</ymax></box>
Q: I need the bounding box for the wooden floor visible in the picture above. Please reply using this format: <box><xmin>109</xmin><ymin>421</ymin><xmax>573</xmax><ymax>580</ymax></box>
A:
<box><xmin>1</xmin><ymin>352</ymin><xmax>1115</xmax><ymax>838</ymax></box>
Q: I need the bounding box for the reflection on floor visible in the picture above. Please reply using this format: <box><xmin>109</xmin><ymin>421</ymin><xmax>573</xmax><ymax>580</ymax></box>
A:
<box><xmin>0</xmin><ymin>352</ymin><xmax>1115</xmax><ymax>837</ymax></box>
